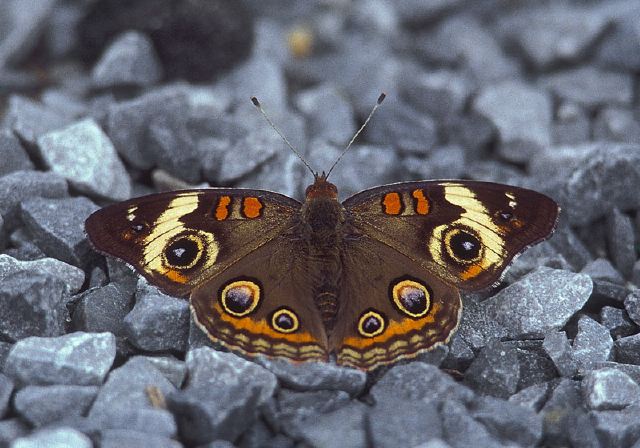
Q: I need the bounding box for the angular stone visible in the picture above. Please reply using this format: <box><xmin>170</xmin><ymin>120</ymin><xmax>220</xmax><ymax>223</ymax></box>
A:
<box><xmin>1</xmin><ymin>95</ymin><xmax>74</xmax><ymax>144</ymax></box>
<box><xmin>0</xmin><ymin>170</ymin><xmax>68</xmax><ymax>228</ymax></box>
<box><xmin>11</xmin><ymin>427</ymin><xmax>92</xmax><ymax>448</ymax></box>
<box><xmin>124</xmin><ymin>282</ymin><xmax>189</xmax><ymax>353</ymax></box>
<box><xmin>0</xmin><ymin>130</ymin><xmax>32</xmax><ymax>177</ymax></box>
<box><xmin>294</xmin><ymin>401</ymin><xmax>368</xmax><ymax>448</ymax></box>
<box><xmin>552</xmin><ymin>102</ymin><xmax>590</xmax><ymax>145</ymax></box>
<box><xmin>0</xmin><ymin>255</ymin><xmax>84</xmax><ymax>295</ymax></box>
<box><xmin>471</xmin><ymin>396</ymin><xmax>543</xmax><ymax>447</ymax></box>
<box><xmin>591</xmin><ymin>405</ymin><xmax>640</xmax><ymax>448</ymax></box>
<box><xmin>508</xmin><ymin>381</ymin><xmax>554</xmax><ymax>412</ymax></box>
<box><xmin>453</xmin><ymin>295</ymin><xmax>508</xmax><ymax>352</ymax></box>
<box><xmin>483</xmin><ymin>267</ymin><xmax>592</xmax><ymax>339</ymax></box>
<box><xmin>511</xmin><ymin>340</ymin><xmax>558</xmax><ymax>390</ymax></box>
<box><xmin>615</xmin><ymin>333</ymin><xmax>640</xmax><ymax>365</ymax></box>
<box><xmin>20</xmin><ymin>196</ymin><xmax>99</xmax><ymax>267</ymax></box>
<box><xmin>548</xmin><ymin>226</ymin><xmax>593</xmax><ymax>271</ymax></box>
<box><xmin>606</xmin><ymin>208</ymin><xmax>637</xmax><ymax>278</ymax></box>
<box><xmin>92</xmin><ymin>31</ymin><xmax>162</xmax><ymax>88</ymax></box>
<box><xmin>89</xmin><ymin>357</ymin><xmax>176</xmax><ymax>419</ymax></box>
<box><xmin>99</xmin><ymin>430</ymin><xmax>182</xmax><ymax>448</ymax></box>
<box><xmin>540</xmin><ymin>67</ymin><xmax>633</xmax><ymax>109</ymax></box>
<box><xmin>596</xmin><ymin>16</ymin><xmax>640</xmax><ymax>71</ymax></box>
<box><xmin>402</xmin><ymin>69</ymin><xmax>472</xmax><ymax>120</ymax></box>
<box><xmin>582</xmin><ymin>368</ymin><xmax>640</xmax><ymax>410</ymax></box>
<box><xmin>364</xmin><ymin>98</ymin><xmax>437</xmax><ymax>154</ymax></box>
<box><xmin>72</xmin><ymin>284</ymin><xmax>133</xmax><ymax>338</ymax></box>
<box><xmin>572</xmin><ymin>315</ymin><xmax>614</xmax><ymax>371</ymax></box>
<box><xmin>594</xmin><ymin>107</ymin><xmax>640</xmax><ymax>145</ymax></box>
<box><xmin>256</xmin><ymin>357</ymin><xmax>366</xmax><ymax>396</ymax></box>
<box><xmin>370</xmin><ymin>362</ymin><xmax>474</xmax><ymax>404</ymax></box>
<box><xmin>167</xmin><ymin>348</ymin><xmax>277</xmax><ymax>445</ymax></box>
<box><xmin>464</xmin><ymin>339</ymin><xmax>519</xmax><ymax>399</ymax></box>
<box><xmin>440</xmin><ymin>332</ymin><xmax>475</xmax><ymax>372</ymax></box>
<box><xmin>632</xmin><ymin>260</ymin><xmax>640</xmax><ymax>288</ymax></box>
<box><xmin>14</xmin><ymin>384</ymin><xmax>98</xmax><ymax>426</ymax></box>
<box><xmin>582</xmin><ymin>258</ymin><xmax>625</xmax><ymax>284</ymax></box>
<box><xmin>625</xmin><ymin>290</ymin><xmax>640</xmax><ymax>326</ymax></box>
<box><xmin>215</xmin><ymin>128</ymin><xmax>279</xmax><ymax>184</ymax></box>
<box><xmin>402</xmin><ymin>145</ymin><xmax>465</xmax><ymax>180</ymax></box>
<box><xmin>473</xmin><ymin>81</ymin><xmax>551</xmax><ymax>163</ymax></box>
<box><xmin>91</xmin><ymin>407</ymin><xmax>177</xmax><ymax>438</ymax></box>
<box><xmin>441</xmin><ymin>400</ymin><xmax>505</xmax><ymax>448</ymax></box>
<box><xmin>5</xmin><ymin>332</ymin><xmax>116</xmax><ymax>386</ymax></box>
<box><xmin>0</xmin><ymin>373</ymin><xmax>13</xmax><ymax>418</ymax></box>
<box><xmin>136</xmin><ymin>355</ymin><xmax>187</xmax><ymax>388</ymax></box>
<box><xmin>0</xmin><ymin>0</ymin><xmax>57</xmax><ymax>66</ymax></box>
<box><xmin>540</xmin><ymin>379</ymin><xmax>584</xmax><ymax>446</ymax></box>
<box><xmin>294</xmin><ymin>84</ymin><xmax>356</xmax><ymax>145</ymax></box>
<box><xmin>368</xmin><ymin>397</ymin><xmax>441</xmax><ymax>448</ymax></box>
<box><xmin>600</xmin><ymin>306</ymin><xmax>637</xmax><ymax>339</ymax></box>
<box><xmin>0</xmin><ymin>418</ymin><xmax>28</xmax><ymax>446</ymax></box>
<box><xmin>37</xmin><ymin>118</ymin><xmax>131</xmax><ymax>201</ymax></box>
<box><xmin>543</xmin><ymin>331</ymin><xmax>578</xmax><ymax>377</ymax></box>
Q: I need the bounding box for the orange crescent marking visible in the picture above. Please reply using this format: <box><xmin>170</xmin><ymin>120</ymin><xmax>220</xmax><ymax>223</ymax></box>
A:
<box><xmin>412</xmin><ymin>189</ymin><xmax>430</xmax><ymax>215</ymax></box>
<box><xmin>215</xmin><ymin>196</ymin><xmax>231</xmax><ymax>221</ymax></box>
<box><xmin>243</xmin><ymin>197</ymin><xmax>263</xmax><ymax>219</ymax></box>
<box><xmin>214</xmin><ymin>303</ymin><xmax>318</xmax><ymax>343</ymax></box>
<box><xmin>165</xmin><ymin>269</ymin><xmax>188</xmax><ymax>284</ymax></box>
<box><xmin>461</xmin><ymin>263</ymin><xmax>483</xmax><ymax>280</ymax></box>
<box><xmin>341</xmin><ymin>303</ymin><xmax>442</xmax><ymax>349</ymax></box>
<box><xmin>382</xmin><ymin>192</ymin><xmax>402</xmax><ymax>215</ymax></box>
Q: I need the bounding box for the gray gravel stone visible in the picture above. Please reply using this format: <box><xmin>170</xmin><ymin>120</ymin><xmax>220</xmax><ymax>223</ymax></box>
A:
<box><xmin>124</xmin><ymin>282</ymin><xmax>189</xmax><ymax>353</ymax></box>
<box><xmin>600</xmin><ymin>306</ymin><xmax>637</xmax><ymax>339</ymax></box>
<box><xmin>471</xmin><ymin>395</ymin><xmax>543</xmax><ymax>447</ymax></box>
<box><xmin>0</xmin><ymin>170</ymin><xmax>68</xmax><ymax>228</ymax></box>
<box><xmin>543</xmin><ymin>331</ymin><xmax>578</xmax><ymax>377</ymax></box>
<box><xmin>1</xmin><ymin>95</ymin><xmax>74</xmax><ymax>144</ymax></box>
<box><xmin>20</xmin><ymin>196</ymin><xmax>99</xmax><ymax>267</ymax></box>
<box><xmin>582</xmin><ymin>368</ymin><xmax>640</xmax><ymax>410</ymax></box>
<box><xmin>508</xmin><ymin>381</ymin><xmax>554</xmax><ymax>412</ymax></box>
<box><xmin>472</xmin><ymin>80</ymin><xmax>551</xmax><ymax>163</ymax></box>
<box><xmin>440</xmin><ymin>332</ymin><xmax>475</xmax><ymax>372</ymax></box>
<box><xmin>294</xmin><ymin>401</ymin><xmax>367</xmax><ymax>448</ymax></box>
<box><xmin>364</xmin><ymin>98</ymin><xmax>437</xmax><ymax>154</ymax></box>
<box><xmin>0</xmin><ymin>130</ymin><xmax>32</xmax><ymax>177</ymax></box>
<box><xmin>402</xmin><ymin>69</ymin><xmax>472</xmax><ymax>120</ymax></box>
<box><xmin>370</xmin><ymin>362</ymin><xmax>474</xmax><ymax>404</ymax></box>
<box><xmin>633</xmin><ymin>261</ymin><xmax>640</xmax><ymax>287</ymax></box>
<box><xmin>511</xmin><ymin>340</ymin><xmax>558</xmax><ymax>390</ymax></box>
<box><xmin>99</xmin><ymin>430</ymin><xmax>183</xmax><ymax>448</ymax></box>
<box><xmin>615</xmin><ymin>333</ymin><xmax>640</xmax><ymax>365</ymax></box>
<box><xmin>606</xmin><ymin>208</ymin><xmax>637</xmax><ymax>278</ymax></box>
<box><xmin>582</xmin><ymin>258</ymin><xmax>626</xmax><ymax>284</ymax></box>
<box><xmin>0</xmin><ymin>419</ymin><xmax>28</xmax><ymax>446</ymax></box>
<box><xmin>294</xmin><ymin>84</ymin><xmax>356</xmax><ymax>145</ymax></box>
<box><xmin>540</xmin><ymin>67</ymin><xmax>633</xmax><ymax>109</ymax></box>
<box><xmin>92</xmin><ymin>31</ymin><xmax>162</xmax><ymax>88</ymax></box>
<box><xmin>596</xmin><ymin>16</ymin><xmax>640</xmax><ymax>71</ymax></box>
<box><xmin>0</xmin><ymin>255</ymin><xmax>84</xmax><ymax>294</ymax></box>
<box><xmin>540</xmin><ymin>379</ymin><xmax>584</xmax><ymax>446</ymax></box>
<box><xmin>91</xmin><ymin>407</ymin><xmax>177</xmax><ymax>438</ymax></box>
<box><xmin>548</xmin><ymin>226</ymin><xmax>593</xmax><ymax>270</ymax></box>
<box><xmin>552</xmin><ymin>102</ymin><xmax>590</xmax><ymax>145</ymax></box>
<box><xmin>37</xmin><ymin>118</ymin><xmax>131</xmax><ymax>201</ymax></box>
<box><xmin>572</xmin><ymin>315</ymin><xmax>613</xmax><ymax>370</ymax></box>
<box><xmin>483</xmin><ymin>267</ymin><xmax>592</xmax><ymax>339</ymax></box>
<box><xmin>14</xmin><ymin>384</ymin><xmax>98</xmax><ymax>426</ymax></box>
<box><xmin>591</xmin><ymin>405</ymin><xmax>640</xmax><ymax>448</ymax></box>
<box><xmin>89</xmin><ymin>357</ymin><xmax>176</xmax><ymax>419</ymax></box>
<box><xmin>368</xmin><ymin>397</ymin><xmax>441</xmax><ymax>448</ymax></box>
<box><xmin>445</xmin><ymin>112</ymin><xmax>495</xmax><ymax>155</ymax></box>
<box><xmin>0</xmin><ymin>373</ymin><xmax>13</xmax><ymax>419</ymax></box>
<box><xmin>256</xmin><ymin>357</ymin><xmax>366</xmax><ymax>396</ymax></box>
<box><xmin>10</xmin><ymin>427</ymin><xmax>92</xmax><ymax>448</ymax></box>
<box><xmin>5</xmin><ymin>332</ymin><xmax>116</xmax><ymax>386</ymax></box>
<box><xmin>72</xmin><ymin>284</ymin><xmax>133</xmax><ymax>340</ymax></box>
<box><xmin>453</xmin><ymin>295</ymin><xmax>508</xmax><ymax>352</ymax></box>
<box><xmin>402</xmin><ymin>145</ymin><xmax>466</xmax><ymax>181</ymax></box>
<box><xmin>216</xmin><ymin>128</ymin><xmax>279</xmax><ymax>184</ymax></box>
<box><xmin>441</xmin><ymin>400</ymin><xmax>505</xmax><ymax>448</ymax></box>
<box><xmin>625</xmin><ymin>290</ymin><xmax>640</xmax><ymax>326</ymax></box>
<box><xmin>500</xmin><ymin>6</ymin><xmax>609</xmax><ymax>70</ymax></box>
<box><xmin>167</xmin><ymin>347</ymin><xmax>277</xmax><ymax>445</ymax></box>
<box><xmin>594</xmin><ymin>107</ymin><xmax>640</xmax><ymax>144</ymax></box>
<box><xmin>464</xmin><ymin>339</ymin><xmax>520</xmax><ymax>399</ymax></box>
<box><xmin>136</xmin><ymin>355</ymin><xmax>187</xmax><ymax>388</ymax></box>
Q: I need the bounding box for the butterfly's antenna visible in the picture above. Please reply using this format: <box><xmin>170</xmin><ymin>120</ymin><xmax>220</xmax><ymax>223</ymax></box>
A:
<box><xmin>326</xmin><ymin>92</ymin><xmax>386</xmax><ymax>179</ymax></box>
<box><xmin>251</xmin><ymin>96</ymin><xmax>316</xmax><ymax>177</ymax></box>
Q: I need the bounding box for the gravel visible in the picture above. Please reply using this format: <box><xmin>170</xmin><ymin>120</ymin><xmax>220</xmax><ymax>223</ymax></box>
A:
<box><xmin>1</xmin><ymin>1</ymin><xmax>640</xmax><ymax>445</ymax></box>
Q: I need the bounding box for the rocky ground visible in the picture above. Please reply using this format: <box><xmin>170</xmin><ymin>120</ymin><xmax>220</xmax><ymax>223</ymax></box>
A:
<box><xmin>0</xmin><ymin>0</ymin><xmax>640</xmax><ymax>447</ymax></box>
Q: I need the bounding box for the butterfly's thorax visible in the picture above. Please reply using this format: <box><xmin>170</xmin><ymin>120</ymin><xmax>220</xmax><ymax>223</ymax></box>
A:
<box><xmin>300</xmin><ymin>176</ymin><xmax>346</xmax><ymax>329</ymax></box>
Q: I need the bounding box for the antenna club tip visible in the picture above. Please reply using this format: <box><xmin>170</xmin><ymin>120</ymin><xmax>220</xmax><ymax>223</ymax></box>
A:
<box><xmin>251</xmin><ymin>97</ymin><xmax>260</xmax><ymax>107</ymax></box>
<box><xmin>377</xmin><ymin>93</ymin><xmax>386</xmax><ymax>104</ymax></box>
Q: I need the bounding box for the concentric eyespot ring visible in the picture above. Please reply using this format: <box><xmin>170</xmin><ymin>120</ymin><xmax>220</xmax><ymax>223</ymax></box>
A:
<box><xmin>391</xmin><ymin>278</ymin><xmax>432</xmax><ymax>318</ymax></box>
<box><xmin>162</xmin><ymin>233</ymin><xmax>205</xmax><ymax>270</ymax></box>
<box><xmin>270</xmin><ymin>307</ymin><xmax>299</xmax><ymax>333</ymax></box>
<box><xmin>357</xmin><ymin>309</ymin><xmax>386</xmax><ymax>338</ymax></box>
<box><xmin>443</xmin><ymin>226</ymin><xmax>483</xmax><ymax>264</ymax></box>
<box><xmin>219</xmin><ymin>279</ymin><xmax>261</xmax><ymax>317</ymax></box>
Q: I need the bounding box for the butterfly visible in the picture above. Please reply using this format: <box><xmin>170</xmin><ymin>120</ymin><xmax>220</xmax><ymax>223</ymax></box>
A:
<box><xmin>85</xmin><ymin>95</ymin><xmax>559</xmax><ymax>371</ymax></box>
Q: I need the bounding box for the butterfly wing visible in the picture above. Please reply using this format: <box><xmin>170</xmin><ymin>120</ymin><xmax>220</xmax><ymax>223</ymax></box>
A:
<box><xmin>342</xmin><ymin>180</ymin><xmax>560</xmax><ymax>290</ymax></box>
<box><xmin>85</xmin><ymin>188</ymin><xmax>301</xmax><ymax>297</ymax></box>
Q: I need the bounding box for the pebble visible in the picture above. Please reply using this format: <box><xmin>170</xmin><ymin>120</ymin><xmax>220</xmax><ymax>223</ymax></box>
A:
<box><xmin>72</xmin><ymin>284</ymin><xmax>133</xmax><ymax>338</ymax></box>
<box><xmin>596</xmin><ymin>15</ymin><xmax>640</xmax><ymax>71</ymax></box>
<box><xmin>582</xmin><ymin>368</ymin><xmax>640</xmax><ymax>410</ymax></box>
<box><xmin>472</xmin><ymin>80</ymin><xmax>552</xmax><ymax>163</ymax></box>
<box><xmin>99</xmin><ymin>430</ymin><xmax>183</xmax><ymax>448</ymax></box>
<box><xmin>215</xmin><ymin>128</ymin><xmax>279</xmax><ymax>184</ymax></box>
<box><xmin>552</xmin><ymin>102</ymin><xmax>591</xmax><ymax>145</ymax></box>
<box><xmin>0</xmin><ymin>130</ymin><xmax>33</xmax><ymax>177</ymax></box>
<box><xmin>0</xmin><ymin>419</ymin><xmax>28</xmax><ymax>446</ymax></box>
<box><xmin>625</xmin><ymin>290</ymin><xmax>640</xmax><ymax>326</ymax></box>
<box><xmin>1</xmin><ymin>95</ymin><xmax>74</xmax><ymax>144</ymax></box>
<box><xmin>36</xmin><ymin>118</ymin><xmax>132</xmax><ymax>201</ymax></box>
<box><xmin>19</xmin><ymin>196</ymin><xmax>99</xmax><ymax>267</ymax></box>
<box><xmin>606</xmin><ymin>208</ymin><xmax>637</xmax><ymax>278</ymax></box>
<box><xmin>600</xmin><ymin>306</ymin><xmax>638</xmax><ymax>339</ymax></box>
<box><xmin>14</xmin><ymin>384</ymin><xmax>98</xmax><ymax>426</ymax></box>
<box><xmin>572</xmin><ymin>315</ymin><xmax>613</xmax><ymax>370</ymax></box>
<box><xmin>92</xmin><ymin>31</ymin><xmax>162</xmax><ymax>88</ymax></box>
<box><xmin>294</xmin><ymin>401</ymin><xmax>368</xmax><ymax>448</ymax></box>
<box><xmin>483</xmin><ymin>267</ymin><xmax>593</xmax><ymax>339</ymax></box>
<box><xmin>543</xmin><ymin>331</ymin><xmax>578</xmax><ymax>377</ymax></box>
<box><xmin>10</xmin><ymin>427</ymin><xmax>92</xmax><ymax>448</ymax></box>
<box><xmin>0</xmin><ymin>374</ymin><xmax>13</xmax><ymax>418</ymax></box>
<box><xmin>440</xmin><ymin>400</ymin><xmax>505</xmax><ymax>448</ymax></box>
<box><xmin>124</xmin><ymin>282</ymin><xmax>190</xmax><ymax>353</ymax></box>
<box><xmin>581</xmin><ymin>258</ymin><xmax>626</xmax><ymax>284</ymax></box>
<box><xmin>402</xmin><ymin>69</ymin><xmax>472</xmax><ymax>120</ymax></box>
<box><xmin>0</xmin><ymin>255</ymin><xmax>84</xmax><ymax>294</ymax></box>
<box><xmin>590</xmin><ymin>405</ymin><xmax>640</xmax><ymax>448</ymax></box>
<box><xmin>540</xmin><ymin>379</ymin><xmax>583</xmax><ymax>446</ymax></box>
<box><xmin>471</xmin><ymin>396</ymin><xmax>543</xmax><ymax>447</ymax></box>
<box><xmin>615</xmin><ymin>333</ymin><xmax>640</xmax><ymax>365</ymax></box>
<box><xmin>512</xmin><ymin>340</ymin><xmax>558</xmax><ymax>390</ymax></box>
<box><xmin>594</xmin><ymin>107</ymin><xmax>640</xmax><ymax>144</ymax></box>
<box><xmin>508</xmin><ymin>381</ymin><xmax>553</xmax><ymax>412</ymax></box>
<box><xmin>368</xmin><ymin>397</ymin><xmax>441</xmax><ymax>448</ymax></box>
<box><xmin>4</xmin><ymin>332</ymin><xmax>116</xmax><ymax>386</ymax></box>
<box><xmin>464</xmin><ymin>339</ymin><xmax>519</xmax><ymax>398</ymax></box>
<box><xmin>91</xmin><ymin>407</ymin><xmax>177</xmax><ymax>438</ymax></box>
<box><xmin>136</xmin><ymin>355</ymin><xmax>187</xmax><ymax>388</ymax></box>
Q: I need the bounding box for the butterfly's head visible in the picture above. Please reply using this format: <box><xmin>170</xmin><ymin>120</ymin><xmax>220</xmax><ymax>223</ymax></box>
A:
<box><xmin>306</xmin><ymin>172</ymin><xmax>338</xmax><ymax>200</ymax></box>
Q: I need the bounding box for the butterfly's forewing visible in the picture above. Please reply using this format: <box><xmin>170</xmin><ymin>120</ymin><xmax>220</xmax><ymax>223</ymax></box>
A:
<box><xmin>331</xmin><ymin>236</ymin><xmax>462</xmax><ymax>370</ymax></box>
<box><xmin>85</xmin><ymin>188</ymin><xmax>301</xmax><ymax>297</ymax></box>
<box><xmin>342</xmin><ymin>180</ymin><xmax>560</xmax><ymax>290</ymax></box>
<box><xmin>190</xmin><ymin>238</ymin><xmax>329</xmax><ymax>362</ymax></box>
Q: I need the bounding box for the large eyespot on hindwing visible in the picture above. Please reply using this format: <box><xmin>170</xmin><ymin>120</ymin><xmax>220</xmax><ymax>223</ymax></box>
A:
<box><xmin>270</xmin><ymin>307</ymin><xmax>299</xmax><ymax>333</ymax></box>
<box><xmin>219</xmin><ymin>278</ymin><xmax>262</xmax><ymax>317</ymax></box>
<box><xmin>390</xmin><ymin>277</ymin><xmax>432</xmax><ymax>318</ymax></box>
<box><xmin>357</xmin><ymin>309</ymin><xmax>387</xmax><ymax>338</ymax></box>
